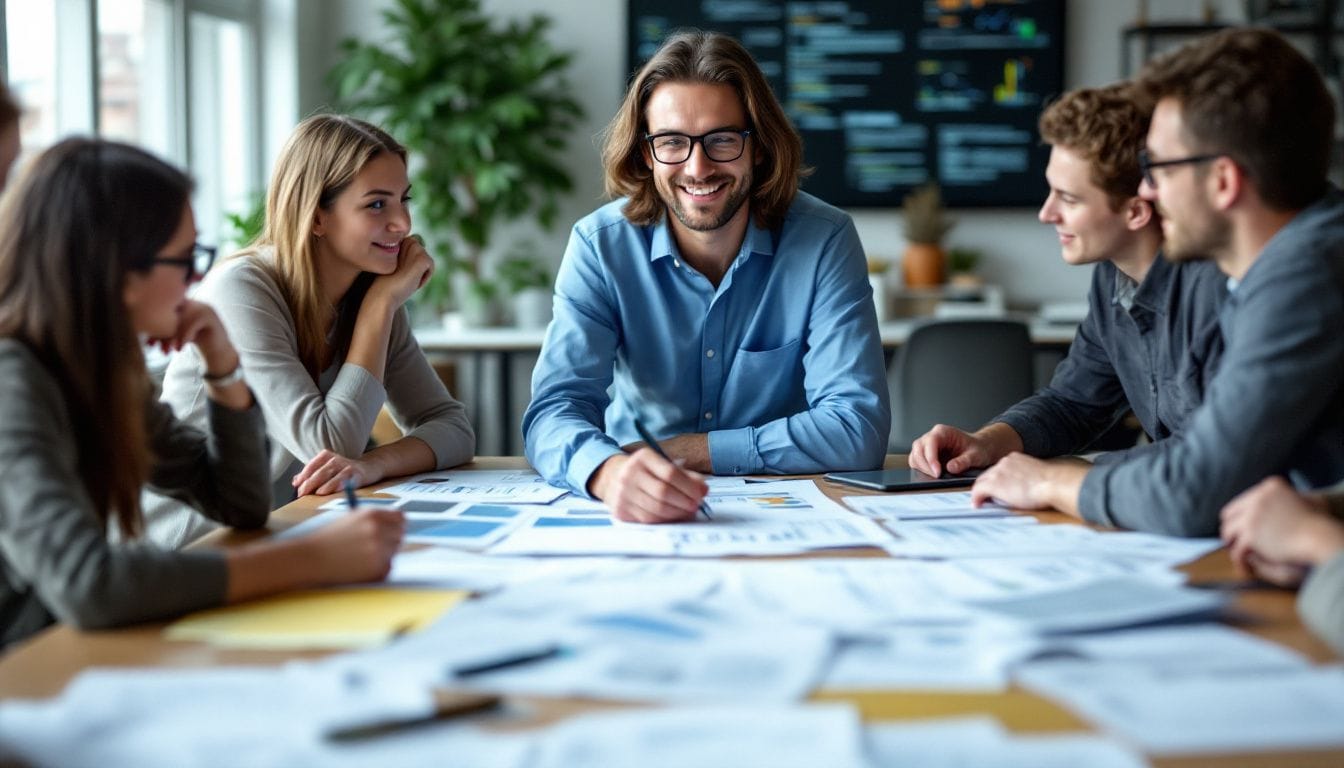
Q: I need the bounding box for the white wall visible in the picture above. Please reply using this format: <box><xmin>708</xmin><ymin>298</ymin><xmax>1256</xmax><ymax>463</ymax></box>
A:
<box><xmin>308</xmin><ymin>0</ymin><xmax>1247</xmax><ymax>306</ymax></box>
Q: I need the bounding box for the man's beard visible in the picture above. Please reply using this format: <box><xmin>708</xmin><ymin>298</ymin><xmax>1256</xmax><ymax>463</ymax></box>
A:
<box><xmin>662</xmin><ymin>170</ymin><xmax>753</xmax><ymax>232</ymax></box>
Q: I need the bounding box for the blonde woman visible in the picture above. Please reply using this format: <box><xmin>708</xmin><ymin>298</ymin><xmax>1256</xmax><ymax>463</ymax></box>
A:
<box><xmin>145</xmin><ymin>115</ymin><xmax>474</xmax><ymax>548</ymax></box>
<box><xmin>0</xmin><ymin>139</ymin><xmax>404</xmax><ymax>647</ymax></box>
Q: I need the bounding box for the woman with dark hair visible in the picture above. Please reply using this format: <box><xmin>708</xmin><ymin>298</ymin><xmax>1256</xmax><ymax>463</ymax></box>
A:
<box><xmin>0</xmin><ymin>138</ymin><xmax>404</xmax><ymax>648</ymax></box>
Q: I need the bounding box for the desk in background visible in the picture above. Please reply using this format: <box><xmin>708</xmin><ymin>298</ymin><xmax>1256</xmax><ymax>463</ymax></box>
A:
<box><xmin>414</xmin><ymin>319</ymin><xmax>1078</xmax><ymax>456</ymax></box>
<box><xmin>0</xmin><ymin>456</ymin><xmax>1339</xmax><ymax>767</ymax></box>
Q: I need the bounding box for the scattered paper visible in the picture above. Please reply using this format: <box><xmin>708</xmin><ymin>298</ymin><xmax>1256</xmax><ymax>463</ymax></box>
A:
<box><xmin>844</xmin><ymin>491</ymin><xmax>1015</xmax><ymax>521</ymax></box>
<box><xmin>969</xmin><ymin>578</ymin><xmax>1227</xmax><ymax>634</ymax></box>
<box><xmin>530</xmin><ymin>704</ymin><xmax>866</xmax><ymax>768</ymax></box>
<box><xmin>0</xmin><ymin>666</ymin><xmax>528</xmax><ymax>768</ymax></box>
<box><xmin>1019</xmin><ymin>663</ymin><xmax>1344</xmax><ymax>754</ymax></box>
<box><xmin>379</xmin><ymin>469</ymin><xmax>569</xmax><ymax>504</ymax></box>
<box><xmin>865</xmin><ymin>717</ymin><xmax>1151</xmax><ymax>768</ymax></box>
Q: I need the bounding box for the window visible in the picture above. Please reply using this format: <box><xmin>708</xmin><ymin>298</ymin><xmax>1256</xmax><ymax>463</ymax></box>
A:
<box><xmin>3</xmin><ymin>0</ymin><xmax>263</xmax><ymax>244</ymax></box>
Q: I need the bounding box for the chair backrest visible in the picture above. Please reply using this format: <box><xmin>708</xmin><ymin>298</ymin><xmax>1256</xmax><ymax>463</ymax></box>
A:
<box><xmin>890</xmin><ymin>319</ymin><xmax>1035</xmax><ymax>449</ymax></box>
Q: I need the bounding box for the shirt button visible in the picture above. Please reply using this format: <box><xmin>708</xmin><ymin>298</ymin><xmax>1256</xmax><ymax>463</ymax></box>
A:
<box><xmin>674</xmin><ymin>259</ymin><xmax>681</xmax><ymax>268</ymax></box>
<box><xmin>705</xmin><ymin>349</ymin><xmax>715</xmax><ymax>359</ymax></box>
<box><xmin>704</xmin><ymin>411</ymin><xmax>713</xmax><ymax>420</ymax></box>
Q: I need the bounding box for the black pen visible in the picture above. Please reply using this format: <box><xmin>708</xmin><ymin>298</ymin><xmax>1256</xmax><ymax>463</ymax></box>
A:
<box><xmin>343</xmin><ymin>478</ymin><xmax>360</xmax><ymax>510</ymax></box>
<box><xmin>450</xmin><ymin>644</ymin><xmax>565</xmax><ymax>678</ymax></box>
<box><xmin>632</xmin><ymin>418</ymin><xmax>713</xmax><ymax>520</ymax></box>
<box><xmin>325</xmin><ymin>690</ymin><xmax>502</xmax><ymax>742</ymax></box>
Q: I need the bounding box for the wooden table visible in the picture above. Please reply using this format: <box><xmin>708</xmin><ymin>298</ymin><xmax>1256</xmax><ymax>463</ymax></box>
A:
<box><xmin>1</xmin><ymin>457</ymin><xmax>1339</xmax><ymax>767</ymax></box>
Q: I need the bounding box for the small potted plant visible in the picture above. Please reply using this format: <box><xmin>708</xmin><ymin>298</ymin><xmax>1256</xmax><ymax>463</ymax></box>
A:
<box><xmin>947</xmin><ymin>247</ymin><xmax>983</xmax><ymax>290</ymax></box>
<box><xmin>867</xmin><ymin>257</ymin><xmax>891</xmax><ymax>322</ymax></box>
<box><xmin>498</xmin><ymin>245</ymin><xmax>554</xmax><ymax>329</ymax></box>
<box><xmin>901</xmin><ymin>183</ymin><xmax>955</xmax><ymax>288</ymax></box>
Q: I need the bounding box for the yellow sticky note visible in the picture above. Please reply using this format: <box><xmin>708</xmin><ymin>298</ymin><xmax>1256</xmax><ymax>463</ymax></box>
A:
<box><xmin>165</xmin><ymin>588</ymin><xmax>468</xmax><ymax>650</ymax></box>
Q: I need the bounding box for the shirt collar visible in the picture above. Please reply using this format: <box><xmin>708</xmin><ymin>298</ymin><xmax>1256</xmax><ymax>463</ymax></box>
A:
<box><xmin>648</xmin><ymin>208</ymin><xmax>776</xmax><ymax>269</ymax></box>
<box><xmin>1112</xmin><ymin>249</ymin><xmax>1171</xmax><ymax>314</ymax></box>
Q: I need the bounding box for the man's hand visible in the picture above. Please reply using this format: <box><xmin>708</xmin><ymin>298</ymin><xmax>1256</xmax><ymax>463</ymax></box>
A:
<box><xmin>1221</xmin><ymin>476</ymin><xmax>1344</xmax><ymax>583</ymax></box>
<box><xmin>970</xmin><ymin>452</ymin><xmax>1087</xmax><ymax>516</ymax></box>
<box><xmin>588</xmin><ymin>448</ymin><xmax>708</xmax><ymax>523</ymax></box>
<box><xmin>909</xmin><ymin>423</ymin><xmax>1022</xmax><ymax>477</ymax></box>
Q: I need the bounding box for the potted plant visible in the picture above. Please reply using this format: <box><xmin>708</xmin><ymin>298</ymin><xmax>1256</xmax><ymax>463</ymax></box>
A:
<box><xmin>866</xmin><ymin>257</ymin><xmax>891</xmax><ymax>322</ymax></box>
<box><xmin>329</xmin><ymin>0</ymin><xmax>583</xmax><ymax>325</ymax></box>
<box><xmin>497</xmin><ymin>243</ymin><xmax>553</xmax><ymax>329</ymax></box>
<box><xmin>947</xmin><ymin>246</ymin><xmax>984</xmax><ymax>290</ymax></box>
<box><xmin>901</xmin><ymin>183</ymin><xmax>955</xmax><ymax>288</ymax></box>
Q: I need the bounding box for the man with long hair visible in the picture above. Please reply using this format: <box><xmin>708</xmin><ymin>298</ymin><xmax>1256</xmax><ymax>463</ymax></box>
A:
<box><xmin>974</xmin><ymin>28</ymin><xmax>1344</xmax><ymax>536</ymax></box>
<box><xmin>524</xmin><ymin>30</ymin><xmax>889</xmax><ymax>523</ymax></box>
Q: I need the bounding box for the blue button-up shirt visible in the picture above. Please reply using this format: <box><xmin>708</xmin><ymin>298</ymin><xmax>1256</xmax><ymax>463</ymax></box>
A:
<box><xmin>523</xmin><ymin>191</ymin><xmax>890</xmax><ymax>494</ymax></box>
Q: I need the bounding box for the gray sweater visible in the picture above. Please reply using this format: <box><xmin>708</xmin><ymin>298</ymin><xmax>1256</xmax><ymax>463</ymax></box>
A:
<box><xmin>144</xmin><ymin>253</ymin><xmax>475</xmax><ymax>548</ymax></box>
<box><xmin>0</xmin><ymin>339</ymin><xmax>270</xmax><ymax>648</ymax></box>
<box><xmin>1079</xmin><ymin>189</ymin><xmax>1344</xmax><ymax>536</ymax></box>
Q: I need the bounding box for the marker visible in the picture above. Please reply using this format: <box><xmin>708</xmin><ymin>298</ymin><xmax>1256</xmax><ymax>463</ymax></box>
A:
<box><xmin>343</xmin><ymin>478</ymin><xmax>360</xmax><ymax>510</ymax></box>
<box><xmin>633</xmin><ymin>418</ymin><xmax>713</xmax><ymax>520</ymax></box>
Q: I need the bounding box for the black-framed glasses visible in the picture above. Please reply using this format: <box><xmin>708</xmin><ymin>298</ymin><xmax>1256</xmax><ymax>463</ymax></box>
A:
<box><xmin>645</xmin><ymin>129</ymin><xmax>752</xmax><ymax>164</ymax></box>
<box><xmin>1138</xmin><ymin>149</ymin><xmax>1221</xmax><ymax>188</ymax></box>
<box><xmin>151</xmin><ymin>243</ymin><xmax>217</xmax><ymax>284</ymax></box>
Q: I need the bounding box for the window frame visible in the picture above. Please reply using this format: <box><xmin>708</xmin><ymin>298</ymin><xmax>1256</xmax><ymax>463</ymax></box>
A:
<box><xmin>0</xmin><ymin>0</ymin><xmax>266</xmax><ymax>219</ymax></box>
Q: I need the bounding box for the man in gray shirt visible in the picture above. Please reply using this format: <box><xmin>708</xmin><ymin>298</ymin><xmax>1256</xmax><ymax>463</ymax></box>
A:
<box><xmin>910</xmin><ymin>83</ymin><xmax>1225</xmax><ymax>478</ymax></box>
<box><xmin>973</xmin><ymin>28</ymin><xmax>1344</xmax><ymax>536</ymax></box>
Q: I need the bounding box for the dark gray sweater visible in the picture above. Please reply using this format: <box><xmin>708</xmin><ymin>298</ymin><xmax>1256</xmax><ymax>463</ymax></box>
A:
<box><xmin>0</xmin><ymin>339</ymin><xmax>269</xmax><ymax>648</ymax></box>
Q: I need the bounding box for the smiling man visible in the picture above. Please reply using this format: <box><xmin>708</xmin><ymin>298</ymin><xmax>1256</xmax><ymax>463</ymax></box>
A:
<box><xmin>523</xmin><ymin>30</ymin><xmax>889</xmax><ymax>523</ymax></box>
<box><xmin>910</xmin><ymin>82</ymin><xmax>1225</xmax><ymax>479</ymax></box>
<box><xmin>972</xmin><ymin>28</ymin><xmax>1344</xmax><ymax>536</ymax></box>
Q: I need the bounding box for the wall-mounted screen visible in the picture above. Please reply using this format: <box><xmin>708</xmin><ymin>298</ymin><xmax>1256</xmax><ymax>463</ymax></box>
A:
<box><xmin>628</xmin><ymin>0</ymin><xmax>1065</xmax><ymax>207</ymax></box>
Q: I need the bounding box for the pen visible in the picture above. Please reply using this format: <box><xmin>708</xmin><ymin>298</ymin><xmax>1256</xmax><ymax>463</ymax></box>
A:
<box><xmin>325</xmin><ymin>690</ymin><xmax>502</xmax><ymax>742</ymax></box>
<box><xmin>632</xmin><ymin>418</ymin><xmax>713</xmax><ymax>520</ymax></box>
<box><xmin>343</xmin><ymin>478</ymin><xmax>360</xmax><ymax>510</ymax></box>
<box><xmin>450</xmin><ymin>644</ymin><xmax>565</xmax><ymax>678</ymax></box>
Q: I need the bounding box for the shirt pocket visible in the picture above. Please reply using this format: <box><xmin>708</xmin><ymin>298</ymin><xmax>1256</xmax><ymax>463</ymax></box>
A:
<box><xmin>720</xmin><ymin>339</ymin><xmax>807</xmax><ymax>421</ymax></box>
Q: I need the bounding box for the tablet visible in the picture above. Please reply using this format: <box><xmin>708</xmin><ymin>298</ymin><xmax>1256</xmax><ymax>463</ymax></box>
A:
<box><xmin>822</xmin><ymin>468</ymin><xmax>983</xmax><ymax>492</ymax></box>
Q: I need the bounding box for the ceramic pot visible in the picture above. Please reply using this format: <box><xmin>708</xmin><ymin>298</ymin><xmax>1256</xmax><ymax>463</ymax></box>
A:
<box><xmin>512</xmin><ymin>288</ymin><xmax>553</xmax><ymax>329</ymax></box>
<box><xmin>903</xmin><ymin>243</ymin><xmax>946</xmax><ymax>287</ymax></box>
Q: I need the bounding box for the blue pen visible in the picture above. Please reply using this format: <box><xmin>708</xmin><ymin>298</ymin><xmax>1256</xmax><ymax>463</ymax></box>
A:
<box><xmin>343</xmin><ymin>478</ymin><xmax>360</xmax><ymax>510</ymax></box>
<box><xmin>632</xmin><ymin>418</ymin><xmax>713</xmax><ymax>520</ymax></box>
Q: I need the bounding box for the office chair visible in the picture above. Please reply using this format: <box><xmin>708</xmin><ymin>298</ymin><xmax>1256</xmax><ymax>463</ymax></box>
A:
<box><xmin>889</xmin><ymin>318</ymin><xmax>1036</xmax><ymax>450</ymax></box>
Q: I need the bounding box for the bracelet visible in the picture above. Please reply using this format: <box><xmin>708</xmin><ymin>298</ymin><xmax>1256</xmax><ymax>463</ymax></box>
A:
<box><xmin>203</xmin><ymin>364</ymin><xmax>244</xmax><ymax>388</ymax></box>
